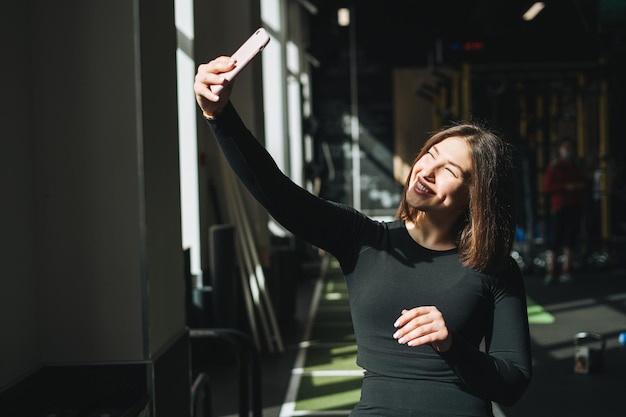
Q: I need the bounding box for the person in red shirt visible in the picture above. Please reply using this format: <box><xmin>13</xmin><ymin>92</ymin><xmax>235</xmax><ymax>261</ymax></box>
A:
<box><xmin>543</xmin><ymin>138</ymin><xmax>586</xmax><ymax>284</ymax></box>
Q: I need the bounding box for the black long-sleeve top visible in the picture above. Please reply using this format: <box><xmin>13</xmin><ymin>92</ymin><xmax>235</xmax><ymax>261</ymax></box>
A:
<box><xmin>206</xmin><ymin>103</ymin><xmax>532</xmax><ymax>414</ymax></box>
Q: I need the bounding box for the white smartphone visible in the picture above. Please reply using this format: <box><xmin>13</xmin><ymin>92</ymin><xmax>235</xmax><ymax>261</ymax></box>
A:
<box><xmin>211</xmin><ymin>27</ymin><xmax>271</xmax><ymax>94</ymax></box>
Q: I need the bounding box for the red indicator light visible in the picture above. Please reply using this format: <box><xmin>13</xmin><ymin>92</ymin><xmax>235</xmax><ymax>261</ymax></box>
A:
<box><xmin>463</xmin><ymin>41</ymin><xmax>485</xmax><ymax>51</ymax></box>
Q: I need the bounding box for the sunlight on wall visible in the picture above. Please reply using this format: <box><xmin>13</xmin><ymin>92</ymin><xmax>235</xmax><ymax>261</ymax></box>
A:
<box><xmin>262</xmin><ymin>0</ymin><xmax>286</xmax><ymax>173</ymax></box>
<box><xmin>175</xmin><ymin>0</ymin><xmax>202</xmax><ymax>281</ymax></box>
<box><xmin>261</xmin><ymin>0</ymin><xmax>281</xmax><ymax>33</ymax></box>
<box><xmin>262</xmin><ymin>34</ymin><xmax>286</xmax><ymax>173</ymax></box>
<box><xmin>287</xmin><ymin>40</ymin><xmax>303</xmax><ymax>186</ymax></box>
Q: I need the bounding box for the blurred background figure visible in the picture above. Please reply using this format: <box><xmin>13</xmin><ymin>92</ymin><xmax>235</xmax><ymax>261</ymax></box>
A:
<box><xmin>543</xmin><ymin>138</ymin><xmax>587</xmax><ymax>285</ymax></box>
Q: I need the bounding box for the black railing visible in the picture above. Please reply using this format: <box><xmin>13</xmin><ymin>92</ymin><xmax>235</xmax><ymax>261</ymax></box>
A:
<box><xmin>190</xmin><ymin>328</ymin><xmax>262</xmax><ymax>417</ymax></box>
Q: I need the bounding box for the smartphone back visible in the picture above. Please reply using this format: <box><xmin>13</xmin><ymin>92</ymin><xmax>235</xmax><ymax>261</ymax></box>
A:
<box><xmin>211</xmin><ymin>28</ymin><xmax>270</xmax><ymax>94</ymax></box>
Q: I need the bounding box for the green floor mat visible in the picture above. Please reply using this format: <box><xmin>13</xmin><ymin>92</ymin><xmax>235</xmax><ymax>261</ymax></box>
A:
<box><xmin>287</xmin><ymin>256</ymin><xmax>360</xmax><ymax>415</ymax></box>
<box><xmin>304</xmin><ymin>344</ymin><xmax>361</xmax><ymax>372</ymax></box>
<box><xmin>295</xmin><ymin>375</ymin><xmax>361</xmax><ymax>411</ymax></box>
<box><xmin>527</xmin><ymin>296</ymin><xmax>556</xmax><ymax>324</ymax></box>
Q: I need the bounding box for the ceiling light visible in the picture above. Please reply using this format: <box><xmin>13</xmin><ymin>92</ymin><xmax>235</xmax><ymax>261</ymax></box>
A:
<box><xmin>523</xmin><ymin>2</ymin><xmax>545</xmax><ymax>21</ymax></box>
<box><xmin>338</xmin><ymin>8</ymin><xmax>350</xmax><ymax>26</ymax></box>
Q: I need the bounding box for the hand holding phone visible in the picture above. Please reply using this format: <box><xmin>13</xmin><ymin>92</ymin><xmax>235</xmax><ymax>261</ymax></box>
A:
<box><xmin>211</xmin><ymin>28</ymin><xmax>270</xmax><ymax>94</ymax></box>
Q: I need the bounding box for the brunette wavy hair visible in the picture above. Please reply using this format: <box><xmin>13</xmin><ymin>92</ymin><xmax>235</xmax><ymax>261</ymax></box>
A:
<box><xmin>395</xmin><ymin>123</ymin><xmax>516</xmax><ymax>274</ymax></box>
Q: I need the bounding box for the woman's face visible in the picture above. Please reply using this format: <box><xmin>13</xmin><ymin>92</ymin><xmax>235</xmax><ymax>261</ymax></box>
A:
<box><xmin>406</xmin><ymin>136</ymin><xmax>472</xmax><ymax>217</ymax></box>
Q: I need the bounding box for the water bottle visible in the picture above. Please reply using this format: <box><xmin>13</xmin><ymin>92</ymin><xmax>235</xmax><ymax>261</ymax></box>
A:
<box><xmin>573</xmin><ymin>332</ymin><xmax>605</xmax><ymax>374</ymax></box>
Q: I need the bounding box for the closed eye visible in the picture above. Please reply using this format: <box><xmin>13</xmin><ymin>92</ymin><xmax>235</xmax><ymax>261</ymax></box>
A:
<box><xmin>445</xmin><ymin>167</ymin><xmax>459</xmax><ymax>177</ymax></box>
<box><xmin>427</xmin><ymin>150</ymin><xmax>460</xmax><ymax>178</ymax></box>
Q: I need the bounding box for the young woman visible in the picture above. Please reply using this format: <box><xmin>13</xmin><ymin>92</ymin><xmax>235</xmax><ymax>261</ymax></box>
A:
<box><xmin>194</xmin><ymin>56</ymin><xmax>532</xmax><ymax>417</ymax></box>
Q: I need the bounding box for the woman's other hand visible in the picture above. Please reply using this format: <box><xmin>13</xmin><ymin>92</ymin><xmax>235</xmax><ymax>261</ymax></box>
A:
<box><xmin>393</xmin><ymin>306</ymin><xmax>453</xmax><ymax>352</ymax></box>
<box><xmin>194</xmin><ymin>56</ymin><xmax>236</xmax><ymax>119</ymax></box>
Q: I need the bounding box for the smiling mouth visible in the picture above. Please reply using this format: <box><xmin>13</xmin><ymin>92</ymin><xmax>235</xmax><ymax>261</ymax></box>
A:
<box><xmin>416</xmin><ymin>180</ymin><xmax>434</xmax><ymax>194</ymax></box>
